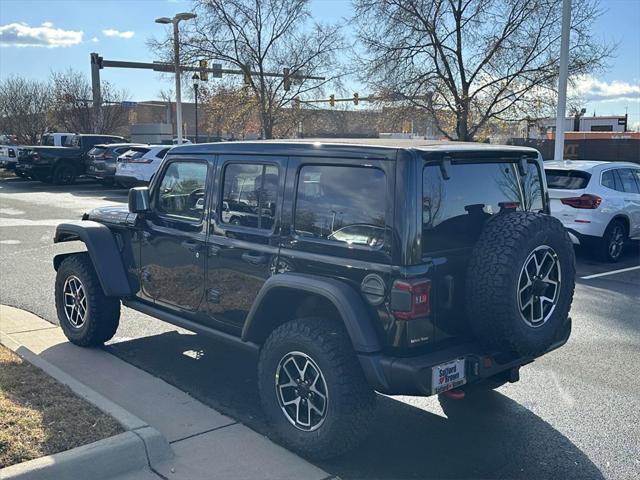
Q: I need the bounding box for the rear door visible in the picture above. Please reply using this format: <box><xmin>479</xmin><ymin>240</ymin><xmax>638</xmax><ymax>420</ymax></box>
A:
<box><xmin>421</xmin><ymin>157</ymin><xmax>545</xmax><ymax>342</ymax></box>
<box><xmin>617</xmin><ymin>168</ymin><xmax>640</xmax><ymax>238</ymax></box>
<box><xmin>203</xmin><ymin>156</ymin><xmax>286</xmax><ymax>332</ymax></box>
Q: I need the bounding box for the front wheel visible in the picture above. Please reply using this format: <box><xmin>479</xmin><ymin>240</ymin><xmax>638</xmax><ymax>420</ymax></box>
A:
<box><xmin>258</xmin><ymin>317</ymin><xmax>376</xmax><ymax>459</ymax></box>
<box><xmin>55</xmin><ymin>253</ymin><xmax>120</xmax><ymax>346</ymax></box>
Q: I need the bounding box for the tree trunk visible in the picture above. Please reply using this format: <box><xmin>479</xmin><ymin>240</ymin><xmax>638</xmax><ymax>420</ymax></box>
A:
<box><xmin>262</xmin><ymin>112</ymin><xmax>273</xmax><ymax>139</ymax></box>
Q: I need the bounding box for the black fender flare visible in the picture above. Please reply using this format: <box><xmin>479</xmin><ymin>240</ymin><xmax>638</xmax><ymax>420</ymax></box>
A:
<box><xmin>242</xmin><ymin>273</ymin><xmax>381</xmax><ymax>353</ymax></box>
<box><xmin>53</xmin><ymin>221</ymin><xmax>132</xmax><ymax>297</ymax></box>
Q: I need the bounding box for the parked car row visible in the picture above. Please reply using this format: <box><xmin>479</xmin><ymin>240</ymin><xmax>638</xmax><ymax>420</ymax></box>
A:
<box><xmin>0</xmin><ymin>132</ymin><xmax>173</xmax><ymax>187</ymax></box>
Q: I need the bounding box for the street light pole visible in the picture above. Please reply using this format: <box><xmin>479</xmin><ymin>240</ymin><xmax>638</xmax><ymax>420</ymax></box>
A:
<box><xmin>172</xmin><ymin>21</ymin><xmax>183</xmax><ymax>145</ymax></box>
<box><xmin>192</xmin><ymin>73</ymin><xmax>200</xmax><ymax>143</ymax></box>
<box><xmin>155</xmin><ymin>12</ymin><xmax>196</xmax><ymax>145</ymax></box>
<box><xmin>554</xmin><ymin>0</ymin><xmax>571</xmax><ymax>160</ymax></box>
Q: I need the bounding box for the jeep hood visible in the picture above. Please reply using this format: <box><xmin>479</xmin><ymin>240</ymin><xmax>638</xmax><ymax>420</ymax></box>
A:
<box><xmin>86</xmin><ymin>205</ymin><xmax>133</xmax><ymax>225</ymax></box>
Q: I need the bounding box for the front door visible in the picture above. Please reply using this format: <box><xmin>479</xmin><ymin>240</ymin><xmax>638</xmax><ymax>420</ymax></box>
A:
<box><xmin>139</xmin><ymin>158</ymin><xmax>210</xmax><ymax>312</ymax></box>
<box><xmin>203</xmin><ymin>156</ymin><xmax>286</xmax><ymax>331</ymax></box>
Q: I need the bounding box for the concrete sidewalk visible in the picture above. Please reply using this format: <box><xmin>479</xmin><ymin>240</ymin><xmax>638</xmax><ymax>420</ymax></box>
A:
<box><xmin>0</xmin><ymin>305</ymin><xmax>332</xmax><ymax>480</ymax></box>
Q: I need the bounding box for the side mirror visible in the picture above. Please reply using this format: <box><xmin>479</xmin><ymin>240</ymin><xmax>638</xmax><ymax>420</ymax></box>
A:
<box><xmin>128</xmin><ymin>187</ymin><xmax>150</xmax><ymax>213</ymax></box>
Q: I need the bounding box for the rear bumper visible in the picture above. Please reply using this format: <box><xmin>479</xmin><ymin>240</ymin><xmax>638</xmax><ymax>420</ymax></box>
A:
<box><xmin>358</xmin><ymin>317</ymin><xmax>572</xmax><ymax>396</ymax></box>
<box><xmin>0</xmin><ymin>160</ymin><xmax>17</xmax><ymax>170</ymax></box>
<box><xmin>86</xmin><ymin>165</ymin><xmax>116</xmax><ymax>179</ymax></box>
<box><xmin>566</xmin><ymin>228</ymin><xmax>600</xmax><ymax>246</ymax></box>
<box><xmin>16</xmin><ymin>163</ymin><xmax>52</xmax><ymax>177</ymax></box>
<box><xmin>114</xmin><ymin>174</ymin><xmax>146</xmax><ymax>187</ymax></box>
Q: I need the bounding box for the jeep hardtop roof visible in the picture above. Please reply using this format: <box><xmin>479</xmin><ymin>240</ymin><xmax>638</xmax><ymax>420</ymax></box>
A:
<box><xmin>169</xmin><ymin>138</ymin><xmax>539</xmax><ymax>160</ymax></box>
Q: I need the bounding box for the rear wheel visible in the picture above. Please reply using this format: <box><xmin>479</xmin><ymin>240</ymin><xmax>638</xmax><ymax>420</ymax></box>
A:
<box><xmin>258</xmin><ymin>317</ymin><xmax>376</xmax><ymax>459</ymax></box>
<box><xmin>597</xmin><ymin>219</ymin><xmax>627</xmax><ymax>262</ymax></box>
<box><xmin>52</xmin><ymin>163</ymin><xmax>76</xmax><ymax>185</ymax></box>
<box><xmin>55</xmin><ymin>254</ymin><xmax>120</xmax><ymax>346</ymax></box>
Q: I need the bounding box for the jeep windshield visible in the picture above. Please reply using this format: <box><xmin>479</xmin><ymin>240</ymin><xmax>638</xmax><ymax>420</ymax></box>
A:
<box><xmin>422</xmin><ymin>158</ymin><xmax>545</xmax><ymax>253</ymax></box>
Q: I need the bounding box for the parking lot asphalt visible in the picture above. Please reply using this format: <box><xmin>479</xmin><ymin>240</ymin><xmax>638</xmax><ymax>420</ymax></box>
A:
<box><xmin>1</xmin><ymin>176</ymin><xmax>639</xmax><ymax>480</ymax></box>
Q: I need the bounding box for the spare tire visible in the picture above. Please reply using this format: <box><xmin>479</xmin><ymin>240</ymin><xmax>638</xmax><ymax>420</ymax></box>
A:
<box><xmin>466</xmin><ymin>211</ymin><xmax>575</xmax><ymax>357</ymax></box>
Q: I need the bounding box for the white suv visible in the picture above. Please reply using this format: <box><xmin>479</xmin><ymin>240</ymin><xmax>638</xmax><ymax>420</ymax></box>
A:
<box><xmin>545</xmin><ymin>160</ymin><xmax>640</xmax><ymax>262</ymax></box>
<box><xmin>114</xmin><ymin>145</ymin><xmax>171</xmax><ymax>187</ymax></box>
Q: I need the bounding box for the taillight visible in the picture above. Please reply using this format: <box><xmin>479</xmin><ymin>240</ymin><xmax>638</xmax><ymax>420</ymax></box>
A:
<box><xmin>128</xmin><ymin>157</ymin><xmax>153</xmax><ymax>164</ymax></box>
<box><xmin>32</xmin><ymin>152</ymin><xmax>40</xmax><ymax>161</ymax></box>
<box><xmin>560</xmin><ymin>194</ymin><xmax>601</xmax><ymax>209</ymax></box>
<box><xmin>391</xmin><ymin>279</ymin><xmax>432</xmax><ymax>320</ymax></box>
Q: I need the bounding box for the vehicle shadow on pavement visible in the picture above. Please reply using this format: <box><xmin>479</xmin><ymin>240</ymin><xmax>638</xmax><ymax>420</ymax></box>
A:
<box><xmin>0</xmin><ymin>177</ymin><xmax>128</xmax><ymax>202</ymax></box>
<box><xmin>107</xmin><ymin>331</ymin><xmax>603</xmax><ymax>480</ymax></box>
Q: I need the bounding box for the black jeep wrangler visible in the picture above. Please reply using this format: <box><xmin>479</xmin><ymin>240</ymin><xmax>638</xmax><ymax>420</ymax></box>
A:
<box><xmin>53</xmin><ymin>139</ymin><xmax>575</xmax><ymax>458</ymax></box>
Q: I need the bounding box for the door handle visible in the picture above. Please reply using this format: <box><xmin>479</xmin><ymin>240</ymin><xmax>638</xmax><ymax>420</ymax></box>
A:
<box><xmin>242</xmin><ymin>252</ymin><xmax>269</xmax><ymax>265</ymax></box>
<box><xmin>181</xmin><ymin>240</ymin><xmax>201</xmax><ymax>252</ymax></box>
<box><xmin>208</xmin><ymin>245</ymin><xmax>221</xmax><ymax>257</ymax></box>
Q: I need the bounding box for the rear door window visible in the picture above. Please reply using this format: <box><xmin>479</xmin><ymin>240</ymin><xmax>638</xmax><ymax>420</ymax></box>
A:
<box><xmin>221</xmin><ymin>163</ymin><xmax>279</xmax><ymax>230</ymax></box>
<box><xmin>601</xmin><ymin>169</ymin><xmax>624</xmax><ymax>192</ymax></box>
<box><xmin>294</xmin><ymin>165</ymin><xmax>386</xmax><ymax>248</ymax></box>
<box><xmin>422</xmin><ymin>161</ymin><xmax>544</xmax><ymax>252</ymax></box>
<box><xmin>618</xmin><ymin>169</ymin><xmax>640</xmax><ymax>194</ymax></box>
<box><xmin>545</xmin><ymin>169</ymin><xmax>591</xmax><ymax>189</ymax></box>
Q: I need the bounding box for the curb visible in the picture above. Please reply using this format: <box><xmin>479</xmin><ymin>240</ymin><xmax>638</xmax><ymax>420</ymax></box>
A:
<box><xmin>1</xmin><ymin>431</ymin><xmax>150</xmax><ymax>480</ymax></box>
<box><xmin>0</xmin><ymin>331</ymin><xmax>172</xmax><ymax>480</ymax></box>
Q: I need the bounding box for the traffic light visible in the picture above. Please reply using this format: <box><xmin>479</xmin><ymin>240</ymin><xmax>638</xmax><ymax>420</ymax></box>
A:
<box><xmin>199</xmin><ymin>59</ymin><xmax>208</xmax><ymax>81</ymax></box>
<box><xmin>329</xmin><ymin>94</ymin><xmax>335</xmax><ymax>107</ymax></box>
<box><xmin>90</xmin><ymin>52</ymin><xmax>103</xmax><ymax>69</ymax></box>
<box><xmin>353</xmin><ymin>92</ymin><xmax>359</xmax><ymax>105</ymax></box>
<box><xmin>283</xmin><ymin>68</ymin><xmax>291</xmax><ymax>91</ymax></box>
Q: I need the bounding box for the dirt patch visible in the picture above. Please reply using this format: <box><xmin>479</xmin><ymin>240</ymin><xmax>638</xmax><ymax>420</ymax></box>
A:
<box><xmin>0</xmin><ymin>170</ymin><xmax>16</xmax><ymax>179</ymax></box>
<box><xmin>0</xmin><ymin>345</ymin><xmax>123</xmax><ymax>468</ymax></box>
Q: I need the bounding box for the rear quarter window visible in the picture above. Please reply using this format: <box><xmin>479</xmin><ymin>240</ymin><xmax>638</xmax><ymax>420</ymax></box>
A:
<box><xmin>545</xmin><ymin>169</ymin><xmax>591</xmax><ymax>189</ymax></box>
<box><xmin>294</xmin><ymin>164</ymin><xmax>387</xmax><ymax>248</ymax></box>
<box><xmin>422</xmin><ymin>161</ymin><xmax>544</xmax><ymax>253</ymax></box>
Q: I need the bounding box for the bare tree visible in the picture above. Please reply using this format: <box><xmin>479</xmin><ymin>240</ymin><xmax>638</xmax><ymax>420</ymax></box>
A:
<box><xmin>151</xmin><ymin>0</ymin><xmax>344</xmax><ymax>139</ymax></box>
<box><xmin>0</xmin><ymin>76</ymin><xmax>52</xmax><ymax>144</ymax></box>
<box><xmin>354</xmin><ymin>0</ymin><xmax>612</xmax><ymax>141</ymax></box>
<box><xmin>50</xmin><ymin>69</ymin><xmax>130</xmax><ymax>134</ymax></box>
<box><xmin>201</xmin><ymin>82</ymin><xmax>261</xmax><ymax>139</ymax></box>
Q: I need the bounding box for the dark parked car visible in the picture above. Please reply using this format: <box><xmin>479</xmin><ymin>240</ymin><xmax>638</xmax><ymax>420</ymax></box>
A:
<box><xmin>86</xmin><ymin>143</ymin><xmax>143</xmax><ymax>186</ymax></box>
<box><xmin>52</xmin><ymin>139</ymin><xmax>575</xmax><ymax>458</ymax></box>
<box><xmin>17</xmin><ymin>134</ymin><xmax>127</xmax><ymax>184</ymax></box>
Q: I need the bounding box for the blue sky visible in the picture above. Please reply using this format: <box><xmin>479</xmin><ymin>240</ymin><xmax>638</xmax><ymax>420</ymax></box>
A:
<box><xmin>1</xmin><ymin>0</ymin><xmax>639</xmax><ymax>129</ymax></box>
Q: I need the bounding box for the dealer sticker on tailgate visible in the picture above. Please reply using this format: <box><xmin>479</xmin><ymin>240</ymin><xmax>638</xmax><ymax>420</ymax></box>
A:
<box><xmin>432</xmin><ymin>358</ymin><xmax>466</xmax><ymax>394</ymax></box>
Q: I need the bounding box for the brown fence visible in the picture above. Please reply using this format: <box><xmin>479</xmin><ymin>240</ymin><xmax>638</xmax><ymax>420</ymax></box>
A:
<box><xmin>508</xmin><ymin>137</ymin><xmax>639</xmax><ymax>163</ymax></box>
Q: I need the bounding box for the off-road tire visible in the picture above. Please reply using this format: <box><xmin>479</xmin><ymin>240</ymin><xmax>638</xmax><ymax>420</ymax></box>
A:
<box><xmin>597</xmin><ymin>219</ymin><xmax>627</xmax><ymax>263</ymax></box>
<box><xmin>258</xmin><ymin>317</ymin><xmax>376</xmax><ymax>459</ymax></box>
<box><xmin>55</xmin><ymin>253</ymin><xmax>120</xmax><ymax>346</ymax></box>
<box><xmin>52</xmin><ymin>163</ymin><xmax>77</xmax><ymax>185</ymax></box>
<box><xmin>466</xmin><ymin>212</ymin><xmax>575</xmax><ymax>357</ymax></box>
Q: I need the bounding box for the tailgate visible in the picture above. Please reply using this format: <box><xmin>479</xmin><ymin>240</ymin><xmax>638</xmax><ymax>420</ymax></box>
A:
<box><xmin>421</xmin><ymin>156</ymin><xmax>546</xmax><ymax>343</ymax></box>
<box><xmin>548</xmin><ymin>188</ymin><xmax>586</xmax><ymax>223</ymax></box>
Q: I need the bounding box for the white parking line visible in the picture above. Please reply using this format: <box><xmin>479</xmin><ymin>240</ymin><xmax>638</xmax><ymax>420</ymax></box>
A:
<box><xmin>581</xmin><ymin>265</ymin><xmax>640</xmax><ymax>280</ymax></box>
